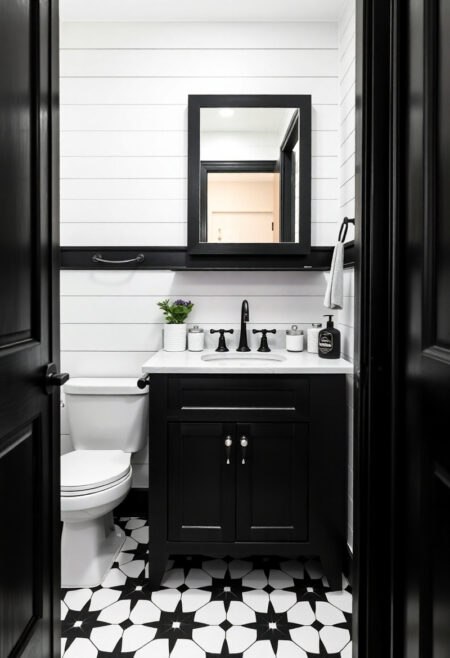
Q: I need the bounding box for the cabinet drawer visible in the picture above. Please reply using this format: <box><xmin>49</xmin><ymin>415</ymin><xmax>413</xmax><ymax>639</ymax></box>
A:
<box><xmin>168</xmin><ymin>375</ymin><xmax>310</xmax><ymax>416</ymax></box>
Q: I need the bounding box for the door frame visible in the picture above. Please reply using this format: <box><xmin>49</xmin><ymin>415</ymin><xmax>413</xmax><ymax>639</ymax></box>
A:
<box><xmin>50</xmin><ymin>0</ymin><xmax>61</xmax><ymax>653</ymax></box>
<box><xmin>353</xmin><ymin>0</ymin><xmax>403</xmax><ymax>656</ymax></box>
<box><xmin>48</xmin><ymin>0</ymin><xmax>400</xmax><ymax>653</ymax></box>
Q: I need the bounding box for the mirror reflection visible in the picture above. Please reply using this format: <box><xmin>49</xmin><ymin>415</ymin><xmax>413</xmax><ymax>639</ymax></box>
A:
<box><xmin>200</xmin><ymin>107</ymin><xmax>300</xmax><ymax>244</ymax></box>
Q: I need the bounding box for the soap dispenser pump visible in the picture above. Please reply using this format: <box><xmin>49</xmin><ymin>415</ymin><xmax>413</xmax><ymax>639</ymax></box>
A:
<box><xmin>318</xmin><ymin>315</ymin><xmax>341</xmax><ymax>359</ymax></box>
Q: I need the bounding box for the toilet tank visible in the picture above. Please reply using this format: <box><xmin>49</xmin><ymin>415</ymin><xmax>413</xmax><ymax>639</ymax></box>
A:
<box><xmin>64</xmin><ymin>378</ymin><xmax>148</xmax><ymax>452</ymax></box>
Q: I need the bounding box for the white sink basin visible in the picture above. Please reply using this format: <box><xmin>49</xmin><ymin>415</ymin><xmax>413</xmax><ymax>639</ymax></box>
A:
<box><xmin>201</xmin><ymin>352</ymin><xmax>286</xmax><ymax>364</ymax></box>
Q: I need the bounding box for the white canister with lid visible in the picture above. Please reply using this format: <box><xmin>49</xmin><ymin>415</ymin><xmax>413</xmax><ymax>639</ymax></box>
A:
<box><xmin>188</xmin><ymin>325</ymin><xmax>205</xmax><ymax>352</ymax></box>
<box><xmin>285</xmin><ymin>325</ymin><xmax>304</xmax><ymax>352</ymax></box>
<box><xmin>307</xmin><ymin>323</ymin><xmax>322</xmax><ymax>353</ymax></box>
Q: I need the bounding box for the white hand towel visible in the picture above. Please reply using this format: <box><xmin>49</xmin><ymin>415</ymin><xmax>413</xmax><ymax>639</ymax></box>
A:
<box><xmin>324</xmin><ymin>241</ymin><xmax>344</xmax><ymax>309</ymax></box>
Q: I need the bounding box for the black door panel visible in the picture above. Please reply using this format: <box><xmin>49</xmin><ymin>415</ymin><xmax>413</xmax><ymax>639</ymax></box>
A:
<box><xmin>168</xmin><ymin>422</ymin><xmax>235</xmax><ymax>542</ymax></box>
<box><xmin>400</xmin><ymin>0</ymin><xmax>450</xmax><ymax>655</ymax></box>
<box><xmin>236</xmin><ymin>422</ymin><xmax>308</xmax><ymax>542</ymax></box>
<box><xmin>0</xmin><ymin>1</ymin><xmax>59</xmax><ymax>656</ymax></box>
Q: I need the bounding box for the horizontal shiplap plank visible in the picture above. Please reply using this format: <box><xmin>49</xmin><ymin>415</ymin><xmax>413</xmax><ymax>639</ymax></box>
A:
<box><xmin>61</xmin><ymin>155</ymin><xmax>337</xmax><ymax>181</ymax></box>
<box><xmin>340</xmin><ymin>154</ymin><xmax>355</xmax><ymax>187</ymax></box>
<box><xmin>340</xmin><ymin>177</ymin><xmax>355</xmax><ymax>205</ymax></box>
<box><xmin>60</xmin><ymin>269</ymin><xmax>329</xmax><ymax>297</ymax></box>
<box><xmin>340</xmin><ymin>34</ymin><xmax>356</xmax><ymax>75</ymax></box>
<box><xmin>340</xmin><ymin>82</ymin><xmax>355</xmax><ymax>118</ymax></box>
<box><xmin>60</xmin><ymin>104</ymin><xmax>338</xmax><ymax>131</ymax></box>
<box><xmin>340</xmin><ymin>12</ymin><xmax>355</xmax><ymax>52</ymax></box>
<box><xmin>61</xmin><ymin>350</ymin><xmax>154</xmax><ymax>377</ymax></box>
<box><xmin>61</xmin><ymin>197</ymin><xmax>338</xmax><ymax>224</ymax></box>
<box><xmin>60</xmin><ymin>177</ymin><xmax>335</xmax><ymax>201</ymax></box>
<box><xmin>312</xmin><ymin>156</ymin><xmax>338</xmax><ymax>179</ymax></box>
<box><xmin>311</xmin><ymin>222</ymin><xmax>337</xmax><ymax>245</ymax></box>
<box><xmin>60</xmin><ymin>76</ymin><xmax>339</xmax><ymax>105</ymax></box>
<box><xmin>341</xmin><ymin>107</ymin><xmax>355</xmax><ymax>143</ymax></box>
<box><xmin>60</xmin><ymin>222</ymin><xmax>186</xmax><ymax>246</ymax></box>
<box><xmin>61</xmin><ymin>321</ymin><xmax>331</xmax><ymax>352</ymax></box>
<box><xmin>61</xmin><ymin>21</ymin><xmax>338</xmax><ymax>50</ymax></box>
<box><xmin>61</xmin><ymin>156</ymin><xmax>187</xmax><ymax>180</ymax></box>
<box><xmin>61</xmin><ymin>129</ymin><xmax>338</xmax><ymax>157</ymax></box>
<box><xmin>340</xmin><ymin>129</ymin><xmax>355</xmax><ymax>160</ymax></box>
<box><xmin>335</xmin><ymin>296</ymin><xmax>355</xmax><ymax>329</ymax></box>
<box><xmin>61</xmin><ymin>294</ymin><xmax>327</xmax><ymax>325</ymax></box>
<box><xmin>61</xmin><ymin>130</ymin><xmax>187</xmax><ymax>156</ymax></box>
<box><xmin>312</xmin><ymin>199</ymin><xmax>340</xmax><ymax>222</ymax></box>
<box><xmin>61</xmin><ymin>105</ymin><xmax>186</xmax><ymax>131</ymax></box>
<box><xmin>61</xmin><ymin>221</ymin><xmax>333</xmax><ymax>248</ymax></box>
<box><xmin>60</xmin><ymin>49</ymin><xmax>339</xmax><ymax>78</ymax></box>
<box><xmin>340</xmin><ymin>198</ymin><xmax>355</xmax><ymax>220</ymax></box>
<box><xmin>340</xmin><ymin>59</ymin><xmax>356</xmax><ymax>100</ymax></box>
<box><xmin>61</xmin><ymin>198</ymin><xmax>186</xmax><ymax>221</ymax></box>
<box><xmin>60</xmin><ymin>179</ymin><xmax>187</xmax><ymax>200</ymax></box>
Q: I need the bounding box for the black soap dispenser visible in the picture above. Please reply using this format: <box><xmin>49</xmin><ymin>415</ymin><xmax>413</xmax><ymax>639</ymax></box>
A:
<box><xmin>318</xmin><ymin>315</ymin><xmax>341</xmax><ymax>359</ymax></box>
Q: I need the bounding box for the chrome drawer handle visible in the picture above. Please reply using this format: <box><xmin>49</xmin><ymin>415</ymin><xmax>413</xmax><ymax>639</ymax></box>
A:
<box><xmin>224</xmin><ymin>436</ymin><xmax>233</xmax><ymax>465</ymax></box>
<box><xmin>92</xmin><ymin>252</ymin><xmax>144</xmax><ymax>265</ymax></box>
<box><xmin>240</xmin><ymin>436</ymin><xmax>248</xmax><ymax>464</ymax></box>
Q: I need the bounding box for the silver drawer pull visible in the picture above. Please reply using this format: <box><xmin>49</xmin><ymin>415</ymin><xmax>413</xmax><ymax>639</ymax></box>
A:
<box><xmin>92</xmin><ymin>252</ymin><xmax>145</xmax><ymax>265</ymax></box>
<box><xmin>240</xmin><ymin>436</ymin><xmax>249</xmax><ymax>464</ymax></box>
<box><xmin>224</xmin><ymin>436</ymin><xmax>233</xmax><ymax>465</ymax></box>
<box><xmin>181</xmin><ymin>406</ymin><xmax>295</xmax><ymax>411</ymax></box>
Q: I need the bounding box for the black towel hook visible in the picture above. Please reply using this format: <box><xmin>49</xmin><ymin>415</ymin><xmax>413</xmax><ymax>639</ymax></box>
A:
<box><xmin>338</xmin><ymin>216</ymin><xmax>355</xmax><ymax>243</ymax></box>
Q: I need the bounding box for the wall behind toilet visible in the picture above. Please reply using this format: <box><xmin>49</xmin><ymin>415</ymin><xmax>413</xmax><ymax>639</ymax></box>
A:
<box><xmin>59</xmin><ymin>14</ymin><xmax>355</xmax><ymax>549</ymax></box>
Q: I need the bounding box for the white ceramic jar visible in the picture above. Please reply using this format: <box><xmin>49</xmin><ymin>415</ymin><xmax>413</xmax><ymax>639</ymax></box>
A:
<box><xmin>286</xmin><ymin>325</ymin><xmax>304</xmax><ymax>352</ymax></box>
<box><xmin>188</xmin><ymin>325</ymin><xmax>204</xmax><ymax>351</ymax></box>
<box><xmin>307</xmin><ymin>323</ymin><xmax>322</xmax><ymax>353</ymax></box>
<box><xmin>163</xmin><ymin>324</ymin><xmax>187</xmax><ymax>352</ymax></box>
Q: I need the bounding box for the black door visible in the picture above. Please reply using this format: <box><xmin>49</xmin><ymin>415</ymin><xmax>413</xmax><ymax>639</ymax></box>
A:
<box><xmin>0</xmin><ymin>2</ymin><xmax>60</xmax><ymax>657</ymax></box>
<box><xmin>236</xmin><ymin>423</ymin><xmax>308</xmax><ymax>542</ymax></box>
<box><xmin>168</xmin><ymin>423</ymin><xmax>235</xmax><ymax>542</ymax></box>
<box><xmin>399</xmin><ymin>1</ymin><xmax>450</xmax><ymax>656</ymax></box>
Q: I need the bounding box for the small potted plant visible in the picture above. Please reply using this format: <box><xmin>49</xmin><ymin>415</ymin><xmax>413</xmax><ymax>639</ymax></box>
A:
<box><xmin>157</xmin><ymin>298</ymin><xmax>194</xmax><ymax>351</ymax></box>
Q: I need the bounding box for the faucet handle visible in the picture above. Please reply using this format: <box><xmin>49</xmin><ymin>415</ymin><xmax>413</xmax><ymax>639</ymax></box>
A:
<box><xmin>210</xmin><ymin>328</ymin><xmax>234</xmax><ymax>352</ymax></box>
<box><xmin>252</xmin><ymin>329</ymin><xmax>277</xmax><ymax>353</ymax></box>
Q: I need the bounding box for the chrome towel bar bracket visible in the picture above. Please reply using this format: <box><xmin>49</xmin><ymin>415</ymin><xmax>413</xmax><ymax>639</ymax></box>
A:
<box><xmin>92</xmin><ymin>252</ymin><xmax>145</xmax><ymax>265</ymax></box>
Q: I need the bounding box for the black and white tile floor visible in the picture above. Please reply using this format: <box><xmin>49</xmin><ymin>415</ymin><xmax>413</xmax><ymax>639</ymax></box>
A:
<box><xmin>61</xmin><ymin>518</ymin><xmax>352</xmax><ymax>657</ymax></box>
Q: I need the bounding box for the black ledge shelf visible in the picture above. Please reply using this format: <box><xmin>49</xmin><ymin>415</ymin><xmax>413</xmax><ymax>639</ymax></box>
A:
<box><xmin>60</xmin><ymin>243</ymin><xmax>355</xmax><ymax>271</ymax></box>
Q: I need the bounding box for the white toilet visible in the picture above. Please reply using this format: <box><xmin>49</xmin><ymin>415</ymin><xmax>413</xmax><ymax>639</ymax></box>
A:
<box><xmin>60</xmin><ymin>378</ymin><xmax>148</xmax><ymax>588</ymax></box>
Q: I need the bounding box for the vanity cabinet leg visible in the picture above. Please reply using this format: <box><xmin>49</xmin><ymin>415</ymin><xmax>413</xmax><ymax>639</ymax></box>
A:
<box><xmin>148</xmin><ymin>550</ymin><xmax>168</xmax><ymax>590</ymax></box>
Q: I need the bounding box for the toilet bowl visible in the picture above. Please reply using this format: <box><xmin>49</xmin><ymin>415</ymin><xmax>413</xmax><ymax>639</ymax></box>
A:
<box><xmin>61</xmin><ymin>379</ymin><xmax>148</xmax><ymax>588</ymax></box>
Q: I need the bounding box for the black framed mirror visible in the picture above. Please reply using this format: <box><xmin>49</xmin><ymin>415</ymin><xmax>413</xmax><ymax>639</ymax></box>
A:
<box><xmin>188</xmin><ymin>95</ymin><xmax>311</xmax><ymax>256</ymax></box>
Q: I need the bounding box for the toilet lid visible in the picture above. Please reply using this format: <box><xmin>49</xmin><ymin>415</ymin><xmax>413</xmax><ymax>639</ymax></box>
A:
<box><xmin>61</xmin><ymin>450</ymin><xmax>131</xmax><ymax>492</ymax></box>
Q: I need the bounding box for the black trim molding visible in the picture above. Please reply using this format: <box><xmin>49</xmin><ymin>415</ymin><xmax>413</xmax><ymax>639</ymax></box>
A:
<box><xmin>60</xmin><ymin>242</ymin><xmax>355</xmax><ymax>271</ymax></box>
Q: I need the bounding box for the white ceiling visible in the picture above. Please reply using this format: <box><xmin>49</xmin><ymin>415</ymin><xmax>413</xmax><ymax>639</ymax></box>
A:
<box><xmin>60</xmin><ymin>0</ymin><xmax>343</xmax><ymax>23</ymax></box>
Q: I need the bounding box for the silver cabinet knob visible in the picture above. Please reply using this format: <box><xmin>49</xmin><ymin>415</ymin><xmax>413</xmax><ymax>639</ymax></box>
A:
<box><xmin>224</xmin><ymin>436</ymin><xmax>233</xmax><ymax>464</ymax></box>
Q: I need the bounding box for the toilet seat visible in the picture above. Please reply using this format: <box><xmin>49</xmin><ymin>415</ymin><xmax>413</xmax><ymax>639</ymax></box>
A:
<box><xmin>61</xmin><ymin>450</ymin><xmax>131</xmax><ymax>495</ymax></box>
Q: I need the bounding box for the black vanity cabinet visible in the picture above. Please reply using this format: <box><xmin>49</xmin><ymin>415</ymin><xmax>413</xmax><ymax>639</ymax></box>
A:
<box><xmin>148</xmin><ymin>374</ymin><xmax>347</xmax><ymax>589</ymax></box>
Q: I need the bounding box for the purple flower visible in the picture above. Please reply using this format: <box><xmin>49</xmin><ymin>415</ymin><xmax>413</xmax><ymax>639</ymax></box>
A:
<box><xmin>174</xmin><ymin>299</ymin><xmax>191</xmax><ymax>307</ymax></box>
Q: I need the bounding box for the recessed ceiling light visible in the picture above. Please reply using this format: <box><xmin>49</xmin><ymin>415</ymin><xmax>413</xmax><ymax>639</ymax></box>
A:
<box><xmin>219</xmin><ymin>108</ymin><xmax>235</xmax><ymax>118</ymax></box>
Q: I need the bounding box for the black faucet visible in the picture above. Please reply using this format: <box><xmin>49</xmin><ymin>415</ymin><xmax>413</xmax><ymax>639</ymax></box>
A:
<box><xmin>237</xmin><ymin>300</ymin><xmax>251</xmax><ymax>352</ymax></box>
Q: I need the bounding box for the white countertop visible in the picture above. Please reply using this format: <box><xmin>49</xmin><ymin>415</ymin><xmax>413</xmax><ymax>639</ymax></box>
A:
<box><xmin>142</xmin><ymin>349</ymin><xmax>353</xmax><ymax>375</ymax></box>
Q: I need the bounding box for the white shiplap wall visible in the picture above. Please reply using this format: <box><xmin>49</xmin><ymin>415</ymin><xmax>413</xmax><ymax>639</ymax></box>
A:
<box><xmin>60</xmin><ymin>269</ymin><xmax>332</xmax><ymax>484</ymax></box>
<box><xmin>336</xmin><ymin>0</ymin><xmax>356</xmax><ymax>552</ymax></box>
<box><xmin>59</xmin><ymin>21</ymin><xmax>355</xmax><ymax>495</ymax></box>
<box><xmin>60</xmin><ymin>21</ymin><xmax>340</xmax><ymax>247</ymax></box>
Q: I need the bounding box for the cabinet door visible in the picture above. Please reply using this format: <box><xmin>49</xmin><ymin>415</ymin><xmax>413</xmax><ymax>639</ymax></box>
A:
<box><xmin>236</xmin><ymin>422</ymin><xmax>308</xmax><ymax>542</ymax></box>
<box><xmin>168</xmin><ymin>422</ymin><xmax>235</xmax><ymax>542</ymax></box>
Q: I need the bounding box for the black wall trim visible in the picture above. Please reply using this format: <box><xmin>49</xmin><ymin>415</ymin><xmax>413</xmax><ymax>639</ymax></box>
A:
<box><xmin>60</xmin><ymin>243</ymin><xmax>355</xmax><ymax>271</ymax></box>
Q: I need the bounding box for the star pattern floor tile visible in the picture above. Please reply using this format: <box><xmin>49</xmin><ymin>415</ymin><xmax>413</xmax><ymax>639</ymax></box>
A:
<box><xmin>61</xmin><ymin>517</ymin><xmax>352</xmax><ymax>657</ymax></box>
